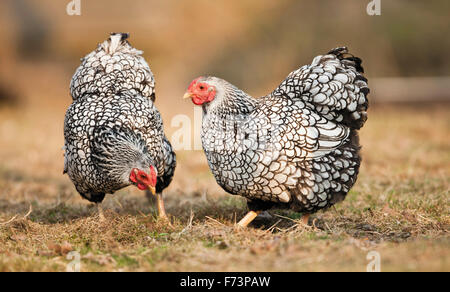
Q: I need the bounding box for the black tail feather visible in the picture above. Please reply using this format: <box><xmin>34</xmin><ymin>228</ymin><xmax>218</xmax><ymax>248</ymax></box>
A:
<box><xmin>328</xmin><ymin>47</ymin><xmax>365</xmax><ymax>73</ymax></box>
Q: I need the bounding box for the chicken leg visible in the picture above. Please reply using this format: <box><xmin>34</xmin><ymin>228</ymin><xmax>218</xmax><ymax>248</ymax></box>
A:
<box><xmin>156</xmin><ymin>192</ymin><xmax>169</xmax><ymax>221</ymax></box>
<box><xmin>301</xmin><ymin>214</ymin><xmax>310</xmax><ymax>226</ymax></box>
<box><xmin>147</xmin><ymin>186</ymin><xmax>171</xmax><ymax>226</ymax></box>
<box><xmin>237</xmin><ymin>211</ymin><xmax>260</xmax><ymax>228</ymax></box>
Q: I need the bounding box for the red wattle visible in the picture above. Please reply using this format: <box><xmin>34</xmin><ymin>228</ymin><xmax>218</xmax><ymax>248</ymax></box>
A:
<box><xmin>129</xmin><ymin>170</ymin><xmax>138</xmax><ymax>183</ymax></box>
<box><xmin>192</xmin><ymin>96</ymin><xmax>205</xmax><ymax>105</ymax></box>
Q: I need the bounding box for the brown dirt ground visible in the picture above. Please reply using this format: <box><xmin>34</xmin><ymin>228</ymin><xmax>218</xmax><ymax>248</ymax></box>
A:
<box><xmin>0</xmin><ymin>63</ymin><xmax>448</xmax><ymax>271</ymax></box>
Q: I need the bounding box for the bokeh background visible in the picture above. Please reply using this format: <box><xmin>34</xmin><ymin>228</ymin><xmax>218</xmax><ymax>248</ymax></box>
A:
<box><xmin>0</xmin><ymin>0</ymin><xmax>448</xmax><ymax>271</ymax></box>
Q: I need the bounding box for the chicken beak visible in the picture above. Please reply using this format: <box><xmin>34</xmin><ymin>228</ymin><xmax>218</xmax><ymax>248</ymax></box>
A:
<box><xmin>183</xmin><ymin>92</ymin><xmax>193</xmax><ymax>99</ymax></box>
<box><xmin>148</xmin><ymin>185</ymin><xmax>156</xmax><ymax>196</ymax></box>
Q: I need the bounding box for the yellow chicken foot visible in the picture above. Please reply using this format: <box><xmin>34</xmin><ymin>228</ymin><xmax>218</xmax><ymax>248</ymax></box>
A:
<box><xmin>301</xmin><ymin>214</ymin><xmax>310</xmax><ymax>226</ymax></box>
<box><xmin>237</xmin><ymin>211</ymin><xmax>260</xmax><ymax>228</ymax></box>
<box><xmin>156</xmin><ymin>192</ymin><xmax>169</xmax><ymax>220</ymax></box>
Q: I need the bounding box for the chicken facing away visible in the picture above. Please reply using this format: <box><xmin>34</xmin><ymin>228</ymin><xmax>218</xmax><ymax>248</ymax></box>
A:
<box><xmin>64</xmin><ymin>33</ymin><xmax>176</xmax><ymax>220</ymax></box>
<box><xmin>184</xmin><ymin>47</ymin><xmax>369</xmax><ymax>227</ymax></box>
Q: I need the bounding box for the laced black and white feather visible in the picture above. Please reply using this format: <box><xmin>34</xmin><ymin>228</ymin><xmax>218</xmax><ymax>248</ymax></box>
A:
<box><xmin>200</xmin><ymin>47</ymin><xmax>369</xmax><ymax>213</ymax></box>
<box><xmin>70</xmin><ymin>33</ymin><xmax>156</xmax><ymax>102</ymax></box>
<box><xmin>64</xmin><ymin>33</ymin><xmax>176</xmax><ymax>203</ymax></box>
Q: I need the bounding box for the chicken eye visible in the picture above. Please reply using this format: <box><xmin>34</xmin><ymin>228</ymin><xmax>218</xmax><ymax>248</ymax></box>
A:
<box><xmin>199</xmin><ymin>85</ymin><xmax>205</xmax><ymax>90</ymax></box>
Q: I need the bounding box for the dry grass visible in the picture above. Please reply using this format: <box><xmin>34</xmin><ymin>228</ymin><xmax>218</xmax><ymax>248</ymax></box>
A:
<box><xmin>0</xmin><ymin>0</ymin><xmax>448</xmax><ymax>272</ymax></box>
<box><xmin>0</xmin><ymin>64</ymin><xmax>449</xmax><ymax>271</ymax></box>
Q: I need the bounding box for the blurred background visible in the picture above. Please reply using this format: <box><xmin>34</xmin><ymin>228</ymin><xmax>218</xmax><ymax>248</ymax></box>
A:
<box><xmin>0</xmin><ymin>0</ymin><xmax>448</xmax><ymax>199</ymax></box>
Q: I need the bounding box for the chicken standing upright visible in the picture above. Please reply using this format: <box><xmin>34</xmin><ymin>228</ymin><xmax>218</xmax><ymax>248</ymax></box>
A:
<box><xmin>64</xmin><ymin>33</ymin><xmax>176</xmax><ymax>221</ymax></box>
<box><xmin>184</xmin><ymin>47</ymin><xmax>369</xmax><ymax>227</ymax></box>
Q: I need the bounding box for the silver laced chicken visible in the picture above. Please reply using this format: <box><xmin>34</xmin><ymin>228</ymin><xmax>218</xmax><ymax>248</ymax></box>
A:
<box><xmin>64</xmin><ymin>33</ymin><xmax>176</xmax><ymax>222</ymax></box>
<box><xmin>184</xmin><ymin>47</ymin><xmax>369</xmax><ymax>227</ymax></box>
